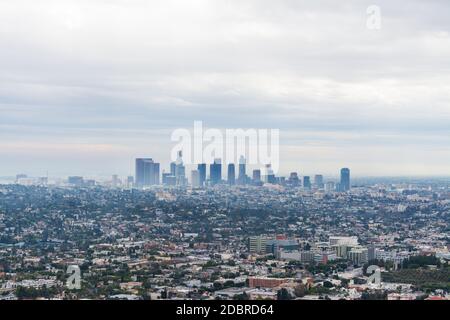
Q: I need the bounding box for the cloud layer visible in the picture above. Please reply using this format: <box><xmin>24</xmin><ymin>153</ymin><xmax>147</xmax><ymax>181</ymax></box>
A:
<box><xmin>1</xmin><ymin>0</ymin><xmax>450</xmax><ymax>177</ymax></box>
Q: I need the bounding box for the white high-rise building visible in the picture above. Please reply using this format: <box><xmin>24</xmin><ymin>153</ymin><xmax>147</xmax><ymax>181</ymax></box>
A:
<box><xmin>191</xmin><ymin>170</ymin><xmax>201</xmax><ymax>188</ymax></box>
<box><xmin>248</xmin><ymin>236</ymin><xmax>267</xmax><ymax>254</ymax></box>
<box><xmin>329</xmin><ymin>236</ymin><xmax>359</xmax><ymax>246</ymax></box>
<box><xmin>347</xmin><ymin>247</ymin><xmax>369</xmax><ymax>265</ymax></box>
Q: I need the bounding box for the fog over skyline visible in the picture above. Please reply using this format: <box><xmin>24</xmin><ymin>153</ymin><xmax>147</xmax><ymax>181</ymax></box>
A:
<box><xmin>1</xmin><ymin>0</ymin><xmax>450</xmax><ymax>177</ymax></box>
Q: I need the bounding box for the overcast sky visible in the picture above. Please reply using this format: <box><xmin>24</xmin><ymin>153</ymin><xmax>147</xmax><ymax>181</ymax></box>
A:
<box><xmin>1</xmin><ymin>0</ymin><xmax>450</xmax><ymax>178</ymax></box>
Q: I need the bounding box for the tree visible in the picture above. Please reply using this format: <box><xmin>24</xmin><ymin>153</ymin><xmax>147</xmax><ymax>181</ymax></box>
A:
<box><xmin>277</xmin><ymin>288</ymin><xmax>292</xmax><ymax>300</ymax></box>
<box><xmin>294</xmin><ymin>284</ymin><xmax>306</xmax><ymax>297</ymax></box>
<box><xmin>360</xmin><ymin>290</ymin><xmax>388</xmax><ymax>300</ymax></box>
<box><xmin>234</xmin><ymin>292</ymin><xmax>249</xmax><ymax>300</ymax></box>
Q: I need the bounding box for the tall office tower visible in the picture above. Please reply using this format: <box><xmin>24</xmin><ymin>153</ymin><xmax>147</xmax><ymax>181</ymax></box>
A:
<box><xmin>15</xmin><ymin>174</ymin><xmax>27</xmax><ymax>183</ymax></box>
<box><xmin>252</xmin><ymin>169</ymin><xmax>261</xmax><ymax>183</ymax></box>
<box><xmin>314</xmin><ymin>174</ymin><xmax>324</xmax><ymax>188</ymax></box>
<box><xmin>163</xmin><ymin>174</ymin><xmax>176</xmax><ymax>186</ymax></box>
<box><xmin>265</xmin><ymin>164</ymin><xmax>276</xmax><ymax>184</ymax></box>
<box><xmin>227</xmin><ymin>163</ymin><xmax>236</xmax><ymax>185</ymax></box>
<box><xmin>37</xmin><ymin>177</ymin><xmax>48</xmax><ymax>186</ymax></box>
<box><xmin>238</xmin><ymin>155</ymin><xmax>246</xmax><ymax>185</ymax></box>
<box><xmin>162</xmin><ymin>172</ymin><xmax>170</xmax><ymax>185</ymax></box>
<box><xmin>170</xmin><ymin>162</ymin><xmax>177</xmax><ymax>176</ymax></box>
<box><xmin>210</xmin><ymin>158</ymin><xmax>222</xmax><ymax>185</ymax></box>
<box><xmin>153</xmin><ymin>162</ymin><xmax>160</xmax><ymax>185</ymax></box>
<box><xmin>68</xmin><ymin>176</ymin><xmax>84</xmax><ymax>187</ymax></box>
<box><xmin>288</xmin><ymin>172</ymin><xmax>300</xmax><ymax>187</ymax></box>
<box><xmin>127</xmin><ymin>176</ymin><xmax>134</xmax><ymax>188</ymax></box>
<box><xmin>135</xmin><ymin>158</ymin><xmax>148</xmax><ymax>187</ymax></box>
<box><xmin>197</xmin><ymin>163</ymin><xmax>206</xmax><ymax>187</ymax></box>
<box><xmin>248</xmin><ymin>236</ymin><xmax>267</xmax><ymax>254</ymax></box>
<box><xmin>347</xmin><ymin>247</ymin><xmax>369</xmax><ymax>265</ymax></box>
<box><xmin>191</xmin><ymin>170</ymin><xmax>201</xmax><ymax>188</ymax></box>
<box><xmin>303</xmin><ymin>176</ymin><xmax>311</xmax><ymax>189</ymax></box>
<box><xmin>325</xmin><ymin>181</ymin><xmax>336</xmax><ymax>192</ymax></box>
<box><xmin>175</xmin><ymin>151</ymin><xmax>186</xmax><ymax>186</ymax></box>
<box><xmin>85</xmin><ymin>179</ymin><xmax>96</xmax><ymax>187</ymax></box>
<box><xmin>340</xmin><ymin>168</ymin><xmax>350</xmax><ymax>191</ymax></box>
<box><xmin>175</xmin><ymin>164</ymin><xmax>185</xmax><ymax>185</ymax></box>
<box><xmin>267</xmin><ymin>175</ymin><xmax>276</xmax><ymax>184</ymax></box>
<box><xmin>368</xmin><ymin>245</ymin><xmax>376</xmax><ymax>261</ymax></box>
<box><xmin>135</xmin><ymin>158</ymin><xmax>160</xmax><ymax>187</ymax></box>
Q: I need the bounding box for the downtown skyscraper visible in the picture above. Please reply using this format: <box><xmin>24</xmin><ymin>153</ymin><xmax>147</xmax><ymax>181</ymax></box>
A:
<box><xmin>197</xmin><ymin>163</ymin><xmax>206</xmax><ymax>187</ymax></box>
<box><xmin>135</xmin><ymin>158</ymin><xmax>160</xmax><ymax>187</ymax></box>
<box><xmin>210</xmin><ymin>159</ymin><xmax>222</xmax><ymax>185</ymax></box>
<box><xmin>227</xmin><ymin>163</ymin><xmax>235</xmax><ymax>185</ymax></box>
<box><xmin>238</xmin><ymin>155</ymin><xmax>246</xmax><ymax>185</ymax></box>
<box><xmin>340</xmin><ymin>168</ymin><xmax>351</xmax><ymax>191</ymax></box>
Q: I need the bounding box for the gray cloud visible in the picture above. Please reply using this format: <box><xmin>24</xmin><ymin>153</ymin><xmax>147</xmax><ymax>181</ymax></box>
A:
<box><xmin>1</xmin><ymin>0</ymin><xmax>450</xmax><ymax>177</ymax></box>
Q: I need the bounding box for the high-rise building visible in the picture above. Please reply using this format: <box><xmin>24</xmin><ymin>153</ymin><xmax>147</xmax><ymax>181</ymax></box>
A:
<box><xmin>162</xmin><ymin>172</ymin><xmax>171</xmax><ymax>185</ymax></box>
<box><xmin>252</xmin><ymin>169</ymin><xmax>261</xmax><ymax>183</ymax></box>
<box><xmin>267</xmin><ymin>175</ymin><xmax>276</xmax><ymax>184</ymax></box>
<box><xmin>127</xmin><ymin>176</ymin><xmax>134</xmax><ymax>188</ymax></box>
<box><xmin>170</xmin><ymin>162</ymin><xmax>177</xmax><ymax>176</ymax></box>
<box><xmin>197</xmin><ymin>163</ymin><xmax>206</xmax><ymax>187</ymax></box>
<box><xmin>368</xmin><ymin>246</ymin><xmax>376</xmax><ymax>261</ymax></box>
<box><xmin>85</xmin><ymin>179</ymin><xmax>96</xmax><ymax>187</ymax></box>
<box><xmin>163</xmin><ymin>174</ymin><xmax>176</xmax><ymax>186</ymax></box>
<box><xmin>238</xmin><ymin>155</ymin><xmax>246</xmax><ymax>185</ymax></box>
<box><xmin>112</xmin><ymin>174</ymin><xmax>120</xmax><ymax>188</ymax></box>
<box><xmin>68</xmin><ymin>176</ymin><xmax>84</xmax><ymax>186</ymax></box>
<box><xmin>340</xmin><ymin>168</ymin><xmax>350</xmax><ymax>191</ymax></box>
<box><xmin>153</xmin><ymin>163</ymin><xmax>160</xmax><ymax>185</ymax></box>
<box><xmin>303</xmin><ymin>176</ymin><xmax>311</xmax><ymax>189</ymax></box>
<box><xmin>325</xmin><ymin>181</ymin><xmax>336</xmax><ymax>192</ymax></box>
<box><xmin>248</xmin><ymin>236</ymin><xmax>267</xmax><ymax>254</ymax></box>
<box><xmin>265</xmin><ymin>164</ymin><xmax>276</xmax><ymax>184</ymax></box>
<box><xmin>175</xmin><ymin>151</ymin><xmax>186</xmax><ymax>186</ymax></box>
<box><xmin>191</xmin><ymin>170</ymin><xmax>201</xmax><ymax>188</ymax></box>
<box><xmin>347</xmin><ymin>247</ymin><xmax>368</xmax><ymax>265</ymax></box>
<box><xmin>288</xmin><ymin>172</ymin><xmax>300</xmax><ymax>187</ymax></box>
<box><xmin>314</xmin><ymin>174</ymin><xmax>324</xmax><ymax>188</ymax></box>
<box><xmin>227</xmin><ymin>163</ymin><xmax>235</xmax><ymax>185</ymax></box>
<box><xmin>37</xmin><ymin>177</ymin><xmax>48</xmax><ymax>186</ymax></box>
<box><xmin>135</xmin><ymin>158</ymin><xmax>160</xmax><ymax>187</ymax></box>
<box><xmin>329</xmin><ymin>236</ymin><xmax>358</xmax><ymax>246</ymax></box>
<box><xmin>15</xmin><ymin>174</ymin><xmax>27</xmax><ymax>183</ymax></box>
<box><xmin>210</xmin><ymin>158</ymin><xmax>222</xmax><ymax>185</ymax></box>
<box><xmin>175</xmin><ymin>164</ymin><xmax>186</xmax><ymax>185</ymax></box>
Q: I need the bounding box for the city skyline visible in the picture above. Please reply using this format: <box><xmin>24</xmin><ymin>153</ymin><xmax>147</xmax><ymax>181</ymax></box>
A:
<box><xmin>132</xmin><ymin>154</ymin><xmax>352</xmax><ymax>189</ymax></box>
<box><xmin>4</xmin><ymin>161</ymin><xmax>450</xmax><ymax>181</ymax></box>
